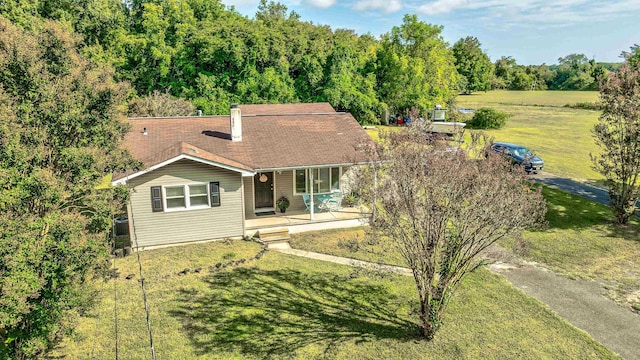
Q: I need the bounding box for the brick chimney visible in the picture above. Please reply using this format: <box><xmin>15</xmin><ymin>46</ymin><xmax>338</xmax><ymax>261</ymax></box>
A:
<box><xmin>230</xmin><ymin>104</ymin><xmax>242</xmax><ymax>142</ymax></box>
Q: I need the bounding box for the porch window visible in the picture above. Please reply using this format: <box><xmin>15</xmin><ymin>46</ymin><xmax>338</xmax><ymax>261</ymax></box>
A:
<box><xmin>317</xmin><ymin>168</ymin><xmax>330</xmax><ymax>193</ymax></box>
<box><xmin>295</xmin><ymin>170</ymin><xmax>306</xmax><ymax>194</ymax></box>
<box><xmin>294</xmin><ymin>167</ymin><xmax>341</xmax><ymax>195</ymax></box>
<box><xmin>331</xmin><ymin>167</ymin><xmax>340</xmax><ymax>191</ymax></box>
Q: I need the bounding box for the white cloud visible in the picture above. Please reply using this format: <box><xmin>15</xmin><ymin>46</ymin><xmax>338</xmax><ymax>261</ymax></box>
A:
<box><xmin>221</xmin><ymin>0</ymin><xmax>337</xmax><ymax>9</ymax></box>
<box><xmin>414</xmin><ymin>0</ymin><xmax>640</xmax><ymax>28</ymax></box>
<box><xmin>417</xmin><ymin>0</ymin><xmax>472</xmax><ymax>15</ymax></box>
<box><xmin>353</xmin><ymin>0</ymin><xmax>403</xmax><ymax>14</ymax></box>
<box><xmin>220</xmin><ymin>0</ymin><xmax>256</xmax><ymax>6</ymax></box>
<box><xmin>304</xmin><ymin>0</ymin><xmax>337</xmax><ymax>8</ymax></box>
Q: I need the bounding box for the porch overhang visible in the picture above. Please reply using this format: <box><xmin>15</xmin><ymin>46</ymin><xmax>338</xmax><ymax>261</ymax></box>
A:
<box><xmin>254</xmin><ymin>161</ymin><xmax>374</xmax><ymax>172</ymax></box>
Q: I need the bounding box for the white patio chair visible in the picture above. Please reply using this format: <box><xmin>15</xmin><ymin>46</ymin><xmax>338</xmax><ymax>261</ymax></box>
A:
<box><xmin>326</xmin><ymin>190</ymin><xmax>342</xmax><ymax>211</ymax></box>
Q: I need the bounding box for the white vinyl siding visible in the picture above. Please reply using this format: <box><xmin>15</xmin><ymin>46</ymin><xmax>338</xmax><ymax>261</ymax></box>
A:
<box><xmin>275</xmin><ymin>170</ymin><xmax>305</xmax><ymax>212</ymax></box>
<box><xmin>128</xmin><ymin>159</ymin><xmax>244</xmax><ymax>247</ymax></box>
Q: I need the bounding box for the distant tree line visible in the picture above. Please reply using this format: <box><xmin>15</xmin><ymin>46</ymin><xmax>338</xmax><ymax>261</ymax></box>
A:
<box><xmin>450</xmin><ymin>37</ymin><xmax>634</xmax><ymax>93</ymax></box>
<box><xmin>490</xmin><ymin>53</ymin><xmax>621</xmax><ymax>91</ymax></box>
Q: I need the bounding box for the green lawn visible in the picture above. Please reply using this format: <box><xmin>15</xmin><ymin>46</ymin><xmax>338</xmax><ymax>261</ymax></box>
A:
<box><xmin>456</xmin><ymin>91</ymin><xmax>602</xmax><ymax>182</ymax></box>
<box><xmin>290</xmin><ymin>227</ymin><xmax>406</xmax><ymax>266</ymax></box>
<box><xmin>57</xmin><ymin>237</ymin><xmax>616</xmax><ymax>359</ymax></box>
<box><xmin>365</xmin><ymin>125</ymin><xmax>399</xmax><ymax>142</ymax></box>
<box><xmin>457</xmin><ymin>90</ymin><xmax>599</xmax><ymax>108</ymax></box>
<box><xmin>508</xmin><ymin>187</ymin><xmax>640</xmax><ymax>307</ymax></box>
<box><xmin>292</xmin><ymin>186</ymin><xmax>640</xmax><ymax>310</ymax></box>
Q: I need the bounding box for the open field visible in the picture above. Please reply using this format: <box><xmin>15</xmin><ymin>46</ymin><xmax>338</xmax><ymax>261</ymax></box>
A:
<box><xmin>457</xmin><ymin>90</ymin><xmax>599</xmax><ymax>108</ymax></box>
<box><xmin>456</xmin><ymin>90</ymin><xmax>602</xmax><ymax>182</ymax></box>
<box><xmin>365</xmin><ymin>91</ymin><xmax>602</xmax><ymax>183</ymax></box>
<box><xmin>57</xmin><ymin>237</ymin><xmax>616</xmax><ymax>359</ymax></box>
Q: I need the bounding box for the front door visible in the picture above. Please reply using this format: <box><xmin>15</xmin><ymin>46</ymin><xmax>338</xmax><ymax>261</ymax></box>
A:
<box><xmin>254</xmin><ymin>172</ymin><xmax>274</xmax><ymax>209</ymax></box>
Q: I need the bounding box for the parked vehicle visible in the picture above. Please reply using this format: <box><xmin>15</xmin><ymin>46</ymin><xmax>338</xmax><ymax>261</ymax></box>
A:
<box><xmin>491</xmin><ymin>142</ymin><xmax>544</xmax><ymax>174</ymax></box>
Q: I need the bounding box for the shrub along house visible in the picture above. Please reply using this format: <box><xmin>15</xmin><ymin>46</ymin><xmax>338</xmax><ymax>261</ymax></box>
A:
<box><xmin>112</xmin><ymin>103</ymin><xmax>374</xmax><ymax>248</ymax></box>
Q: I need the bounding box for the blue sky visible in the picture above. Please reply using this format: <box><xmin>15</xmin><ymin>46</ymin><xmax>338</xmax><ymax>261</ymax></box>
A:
<box><xmin>221</xmin><ymin>0</ymin><xmax>639</xmax><ymax>65</ymax></box>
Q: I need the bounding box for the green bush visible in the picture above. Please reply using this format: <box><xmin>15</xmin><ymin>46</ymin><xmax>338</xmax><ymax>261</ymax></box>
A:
<box><xmin>337</xmin><ymin>237</ymin><xmax>360</xmax><ymax>252</ymax></box>
<box><xmin>466</xmin><ymin>107</ymin><xmax>511</xmax><ymax>129</ymax></box>
<box><xmin>563</xmin><ymin>102</ymin><xmax>604</xmax><ymax>111</ymax></box>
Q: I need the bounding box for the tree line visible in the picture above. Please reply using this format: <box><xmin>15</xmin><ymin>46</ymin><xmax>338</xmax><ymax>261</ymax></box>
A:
<box><xmin>3</xmin><ymin>0</ymin><xmax>633</xmax><ymax>125</ymax></box>
<box><xmin>490</xmin><ymin>53</ymin><xmax>620</xmax><ymax>91</ymax></box>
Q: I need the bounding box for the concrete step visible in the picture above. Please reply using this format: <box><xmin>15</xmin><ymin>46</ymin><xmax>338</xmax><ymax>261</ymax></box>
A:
<box><xmin>257</xmin><ymin>228</ymin><xmax>290</xmax><ymax>243</ymax></box>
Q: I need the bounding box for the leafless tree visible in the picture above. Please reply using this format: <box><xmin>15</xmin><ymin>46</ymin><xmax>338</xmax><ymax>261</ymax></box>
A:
<box><xmin>128</xmin><ymin>90</ymin><xmax>196</xmax><ymax>117</ymax></box>
<box><xmin>356</xmin><ymin>124</ymin><xmax>546</xmax><ymax>339</ymax></box>
<box><xmin>592</xmin><ymin>63</ymin><xmax>640</xmax><ymax>224</ymax></box>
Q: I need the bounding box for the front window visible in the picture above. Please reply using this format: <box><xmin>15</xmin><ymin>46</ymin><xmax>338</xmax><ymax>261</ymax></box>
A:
<box><xmin>189</xmin><ymin>184</ymin><xmax>209</xmax><ymax>206</ymax></box>
<box><xmin>331</xmin><ymin>167</ymin><xmax>340</xmax><ymax>191</ymax></box>
<box><xmin>164</xmin><ymin>184</ymin><xmax>210</xmax><ymax>210</ymax></box>
<box><xmin>294</xmin><ymin>167</ymin><xmax>341</xmax><ymax>194</ymax></box>
<box><xmin>513</xmin><ymin>147</ymin><xmax>533</xmax><ymax>158</ymax></box>
<box><xmin>165</xmin><ymin>186</ymin><xmax>186</xmax><ymax>209</ymax></box>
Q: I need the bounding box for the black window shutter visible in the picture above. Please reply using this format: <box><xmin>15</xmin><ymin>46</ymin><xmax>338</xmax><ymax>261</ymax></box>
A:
<box><xmin>151</xmin><ymin>186</ymin><xmax>163</xmax><ymax>212</ymax></box>
<box><xmin>210</xmin><ymin>182</ymin><xmax>220</xmax><ymax>207</ymax></box>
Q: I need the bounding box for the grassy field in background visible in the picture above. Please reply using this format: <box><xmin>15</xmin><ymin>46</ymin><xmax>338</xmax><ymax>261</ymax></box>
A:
<box><xmin>457</xmin><ymin>91</ymin><xmax>602</xmax><ymax>182</ymax></box>
<box><xmin>56</xmin><ymin>237</ymin><xmax>616</xmax><ymax>359</ymax></box>
<box><xmin>365</xmin><ymin>91</ymin><xmax>602</xmax><ymax>182</ymax></box>
<box><xmin>457</xmin><ymin>90</ymin><xmax>599</xmax><ymax>108</ymax></box>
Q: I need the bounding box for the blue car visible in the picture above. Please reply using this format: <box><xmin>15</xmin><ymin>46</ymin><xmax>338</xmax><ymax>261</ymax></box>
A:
<box><xmin>491</xmin><ymin>142</ymin><xmax>544</xmax><ymax>174</ymax></box>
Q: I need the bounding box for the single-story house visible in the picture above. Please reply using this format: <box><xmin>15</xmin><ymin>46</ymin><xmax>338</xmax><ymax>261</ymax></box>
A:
<box><xmin>112</xmin><ymin>103</ymin><xmax>375</xmax><ymax>248</ymax></box>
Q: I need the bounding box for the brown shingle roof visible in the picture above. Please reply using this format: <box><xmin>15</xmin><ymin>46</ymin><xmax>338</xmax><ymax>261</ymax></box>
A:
<box><xmin>114</xmin><ymin>104</ymin><xmax>374</xmax><ymax>181</ymax></box>
<box><xmin>239</xmin><ymin>102</ymin><xmax>335</xmax><ymax>115</ymax></box>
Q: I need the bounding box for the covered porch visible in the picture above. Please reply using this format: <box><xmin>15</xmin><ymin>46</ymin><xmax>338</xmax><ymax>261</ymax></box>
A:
<box><xmin>245</xmin><ymin>206</ymin><xmax>369</xmax><ymax>235</ymax></box>
<box><xmin>243</xmin><ymin>165</ymin><xmax>358</xmax><ymax>220</ymax></box>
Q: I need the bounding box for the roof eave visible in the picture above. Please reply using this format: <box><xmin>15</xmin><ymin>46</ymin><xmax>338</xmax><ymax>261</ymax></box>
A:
<box><xmin>255</xmin><ymin>160</ymin><xmax>382</xmax><ymax>172</ymax></box>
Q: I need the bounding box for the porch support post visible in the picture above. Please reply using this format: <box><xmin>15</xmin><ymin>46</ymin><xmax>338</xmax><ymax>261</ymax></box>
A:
<box><xmin>309</xmin><ymin>170</ymin><xmax>315</xmax><ymax>220</ymax></box>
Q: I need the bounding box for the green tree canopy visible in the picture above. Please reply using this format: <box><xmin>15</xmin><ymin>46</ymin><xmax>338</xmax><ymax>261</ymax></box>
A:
<box><xmin>377</xmin><ymin>14</ymin><xmax>459</xmax><ymax>116</ymax></box>
<box><xmin>0</xmin><ymin>17</ymin><xmax>137</xmax><ymax>358</ymax></box>
<box><xmin>620</xmin><ymin>44</ymin><xmax>640</xmax><ymax>68</ymax></box>
<box><xmin>452</xmin><ymin>36</ymin><xmax>493</xmax><ymax>94</ymax></box>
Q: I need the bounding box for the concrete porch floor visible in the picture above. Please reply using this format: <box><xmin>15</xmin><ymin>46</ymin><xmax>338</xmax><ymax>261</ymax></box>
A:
<box><xmin>245</xmin><ymin>206</ymin><xmax>369</xmax><ymax>234</ymax></box>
